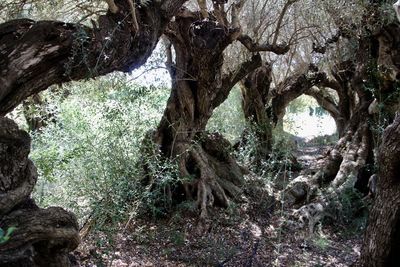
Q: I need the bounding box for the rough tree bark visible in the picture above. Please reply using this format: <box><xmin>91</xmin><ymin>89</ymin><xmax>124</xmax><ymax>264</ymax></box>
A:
<box><xmin>0</xmin><ymin>117</ymin><xmax>79</xmax><ymax>267</ymax></box>
<box><xmin>0</xmin><ymin>0</ymin><xmax>186</xmax><ymax>115</ymax></box>
<box><xmin>358</xmin><ymin>21</ymin><xmax>400</xmax><ymax>267</ymax></box>
<box><xmin>239</xmin><ymin>63</ymin><xmax>274</xmax><ymax>166</ymax></box>
<box><xmin>325</xmin><ymin>21</ymin><xmax>400</xmax><ymax>193</ymax></box>
<box><xmin>0</xmin><ymin>1</ymin><xmax>187</xmax><ymax>265</ymax></box>
<box><xmin>359</xmin><ymin>115</ymin><xmax>400</xmax><ymax>267</ymax></box>
<box><xmin>143</xmin><ymin>7</ymin><xmax>270</xmax><ymax>219</ymax></box>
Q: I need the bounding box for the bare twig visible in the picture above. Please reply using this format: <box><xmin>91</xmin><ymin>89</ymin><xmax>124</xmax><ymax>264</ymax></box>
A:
<box><xmin>272</xmin><ymin>0</ymin><xmax>299</xmax><ymax>45</ymax></box>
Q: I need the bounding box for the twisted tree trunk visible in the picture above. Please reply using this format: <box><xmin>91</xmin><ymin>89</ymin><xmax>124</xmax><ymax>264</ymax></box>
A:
<box><xmin>359</xmin><ymin>115</ymin><xmax>400</xmax><ymax>267</ymax></box>
<box><xmin>239</xmin><ymin>63</ymin><xmax>273</xmax><ymax>166</ymax></box>
<box><xmin>358</xmin><ymin>22</ymin><xmax>400</xmax><ymax>267</ymax></box>
<box><xmin>0</xmin><ymin>117</ymin><xmax>79</xmax><ymax>267</ymax></box>
<box><xmin>145</xmin><ymin>10</ymin><xmax>262</xmax><ymax>219</ymax></box>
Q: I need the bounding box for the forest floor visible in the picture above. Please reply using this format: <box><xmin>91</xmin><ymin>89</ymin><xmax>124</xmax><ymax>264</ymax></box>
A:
<box><xmin>74</xmin><ymin>141</ymin><xmax>363</xmax><ymax>267</ymax></box>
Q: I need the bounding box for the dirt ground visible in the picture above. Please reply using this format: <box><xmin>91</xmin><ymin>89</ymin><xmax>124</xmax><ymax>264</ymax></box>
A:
<box><xmin>74</xmin><ymin>143</ymin><xmax>363</xmax><ymax>267</ymax></box>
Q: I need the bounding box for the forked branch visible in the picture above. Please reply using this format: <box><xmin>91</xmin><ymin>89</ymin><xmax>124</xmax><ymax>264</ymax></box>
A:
<box><xmin>272</xmin><ymin>0</ymin><xmax>299</xmax><ymax>45</ymax></box>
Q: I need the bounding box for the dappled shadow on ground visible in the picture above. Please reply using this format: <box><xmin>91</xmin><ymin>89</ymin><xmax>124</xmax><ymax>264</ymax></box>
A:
<box><xmin>74</xmin><ymin>140</ymin><xmax>362</xmax><ymax>267</ymax></box>
<box><xmin>295</xmin><ymin>144</ymin><xmax>332</xmax><ymax>175</ymax></box>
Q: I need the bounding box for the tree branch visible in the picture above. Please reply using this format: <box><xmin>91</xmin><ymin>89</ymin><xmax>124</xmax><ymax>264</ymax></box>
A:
<box><xmin>0</xmin><ymin>0</ymin><xmax>187</xmax><ymax>115</ymax></box>
<box><xmin>272</xmin><ymin>0</ymin><xmax>299</xmax><ymax>46</ymax></box>
<box><xmin>270</xmin><ymin>67</ymin><xmax>327</xmax><ymax>122</ymax></box>
<box><xmin>214</xmin><ymin>53</ymin><xmax>262</xmax><ymax>108</ymax></box>
<box><xmin>237</xmin><ymin>34</ymin><xmax>290</xmax><ymax>55</ymax></box>
<box><xmin>104</xmin><ymin>0</ymin><xmax>119</xmax><ymax>13</ymax></box>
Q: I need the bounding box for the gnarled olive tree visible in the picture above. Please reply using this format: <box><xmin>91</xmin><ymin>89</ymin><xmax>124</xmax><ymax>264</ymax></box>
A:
<box><xmin>0</xmin><ymin>0</ymin><xmax>186</xmax><ymax>265</ymax></box>
<box><xmin>144</xmin><ymin>1</ymin><xmax>291</xmax><ymax>218</ymax></box>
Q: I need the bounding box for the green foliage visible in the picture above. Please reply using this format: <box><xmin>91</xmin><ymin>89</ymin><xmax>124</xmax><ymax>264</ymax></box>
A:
<box><xmin>64</xmin><ymin>26</ymin><xmax>91</xmax><ymax>78</ymax></box>
<box><xmin>312</xmin><ymin>234</ymin><xmax>331</xmax><ymax>251</ymax></box>
<box><xmin>235</xmin><ymin>123</ymin><xmax>300</xmax><ymax>179</ymax></box>
<box><xmin>234</xmin><ymin>123</ymin><xmax>262</xmax><ymax>167</ymax></box>
<box><xmin>139</xmin><ymin>148</ymin><xmax>181</xmax><ymax>218</ymax></box>
<box><xmin>336</xmin><ymin>187</ymin><xmax>368</xmax><ymax>234</ymax></box>
<box><xmin>207</xmin><ymin>86</ymin><xmax>246</xmax><ymax>143</ymax></box>
<box><xmin>30</xmin><ymin>74</ymin><xmax>169</xmax><ymax>229</ymax></box>
<box><xmin>0</xmin><ymin>227</ymin><xmax>16</xmax><ymax>244</ymax></box>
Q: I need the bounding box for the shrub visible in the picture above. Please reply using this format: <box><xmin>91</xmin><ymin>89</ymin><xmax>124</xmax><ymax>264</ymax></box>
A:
<box><xmin>30</xmin><ymin>75</ymin><xmax>169</xmax><ymax>230</ymax></box>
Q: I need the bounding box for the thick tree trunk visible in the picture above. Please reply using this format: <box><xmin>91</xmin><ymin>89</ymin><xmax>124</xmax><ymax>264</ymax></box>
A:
<box><xmin>0</xmin><ymin>0</ymin><xmax>186</xmax><ymax>115</ymax></box>
<box><xmin>312</xmin><ymin>102</ymin><xmax>373</xmax><ymax>186</ymax></box>
<box><xmin>0</xmin><ymin>117</ymin><xmax>79</xmax><ymax>266</ymax></box>
<box><xmin>239</xmin><ymin>63</ymin><xmax>273</xmax><ymax>166</ymax></box>
<box><xmin>359</xmin><ymin>115</ymin><xmax>400</xmax><ymax>267</ymax></box>
<box><xmin>358</xmin><ymin>22</ymin><xmax>400</xmax><ymax>267</ymax></box>
<box><xmin>146</xmin><ymin>11</ymin><xmax>262</xmax><ymax>218</ymax></box>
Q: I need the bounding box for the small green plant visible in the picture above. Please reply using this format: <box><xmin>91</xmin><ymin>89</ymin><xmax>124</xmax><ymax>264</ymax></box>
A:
<box><xmin>312</xmin><ymin>234</ymin><xmax>331</xmax><ymax>251</ymax></box>
<box><xmin>0</xmin><ymin>227</ymin><xmax>16</xmax><ymax>244</ymax></box>
<box><xmin>336</xmin><ymin>187</ymin><xmax>369</xmax><ymax>235</ymax></box>
<box><xmin>170</xmin><ymin>230</ymin><xmax>185</xmax><ymax>246</ymax></box>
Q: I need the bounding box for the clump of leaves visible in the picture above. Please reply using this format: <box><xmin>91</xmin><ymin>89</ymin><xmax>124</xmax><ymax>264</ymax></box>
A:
<box><xmin>336</xmin><ymin>187</ymin><xmax>368</xmax><ymax>235</ymax></box>
<box><xmin>0</xmin><ymin>227</ymin><xmax>16</xmax><ymax>244</ymax></box>
<box><xmin>30</xmin><ymin>75</ymin><xmax>170</xmax><ymax>231</ymax></box>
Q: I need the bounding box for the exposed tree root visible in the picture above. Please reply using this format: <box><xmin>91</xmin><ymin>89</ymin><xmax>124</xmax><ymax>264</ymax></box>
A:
<box><xmin>144</xmin><ymin>132</ymin><xmax>245</xmax><ymax>220</ymax></box>
<box><xmin>284</xmin><ymin>114</ymin><xmax>373</xmax><ymax>232</ymax></box>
